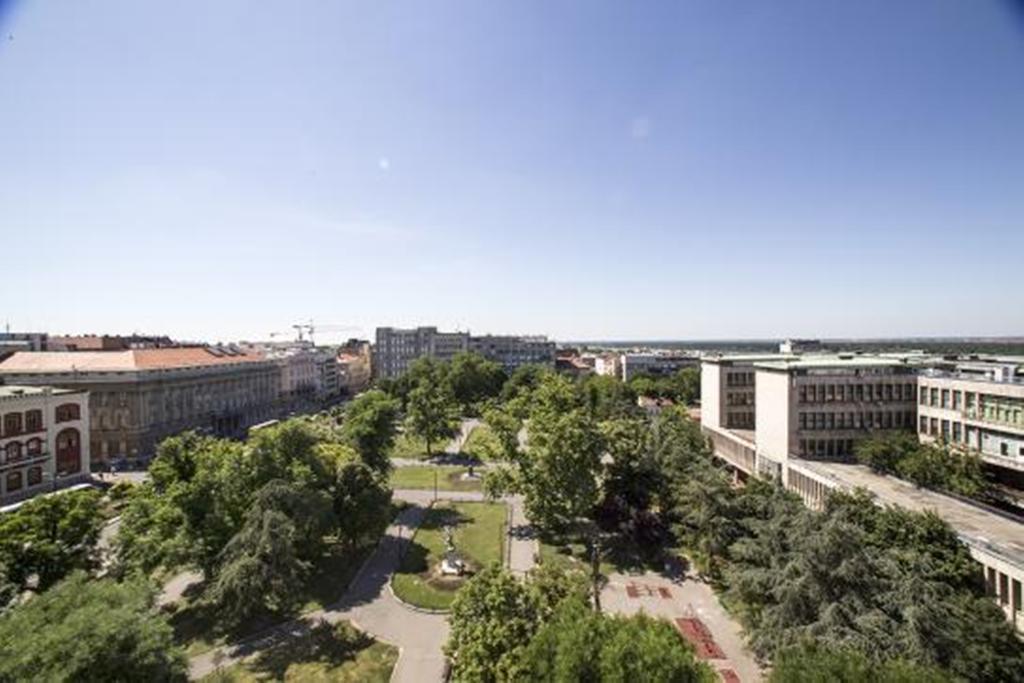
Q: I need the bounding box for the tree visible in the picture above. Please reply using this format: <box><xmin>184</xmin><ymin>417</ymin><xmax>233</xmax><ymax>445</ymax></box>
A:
<box><xmin>769</xmin><ymin>645</ymin><xmax>953</xmax><ymax>683</ymax></box>
<box><xmin>0</xmin><ymin>488</ymin><xmax>103</xmax><ymax>592</ymax></box>
<box><xmin>340</xmin><ymin>389</ymin><xmax>400</xmax><ymax>473</ymax></box>
<box><xmin>0</xmin><ymin>562</ymin><xmax>16</xmax><ymax>613</ymax></box>
<box><xmin>854</xmin><ymin>432</ymin><xmax>918</xmax><ymax>475</ymax></box>
<box><xmin>578</xmin><ymin>374</ymin><xmax>638</xmax><ymax>421</ymax></box>
<box><xmin>114</xmin><ymin>484</ymin><xmax>190</xmax><ymax>576</ymax></box>
<box><xmin>209</xmin><ymin>506</ymin><xmax>309</xmax><ymax>623</ymax></box>
<box><xmin>405</xmin><ymin>357</ymin><xmax>461</xmax><ymax>458</ymax></box>
<box><xmin>0</xmin><ymin>572</ymin><xmax>186</xmax><ymax>682</ymax></box>
<box><xmin>446</xmin><ymin>565</ymin><xmax>542</xmax><ymax>682</ymax></box>
<box><xmin>319</xmin><ymin>444</ymin><xmax>393</xmax><ymax>550</ymax></box>
<box><xmin>449</xmin><ymin>352</ymin><xmax>507</xmax><ymax>414</ymax></box>
<box><xmin>520</xmin><ymin>601</ymin><xmax>716</xmax><ymax>682</ymax></box>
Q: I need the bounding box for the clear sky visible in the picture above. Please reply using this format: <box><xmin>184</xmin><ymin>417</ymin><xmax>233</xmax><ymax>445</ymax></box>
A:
<box><xmin>2</xmin><ymin>1</ymin><xmax>1023</xmax><ymax>343</ymax></box>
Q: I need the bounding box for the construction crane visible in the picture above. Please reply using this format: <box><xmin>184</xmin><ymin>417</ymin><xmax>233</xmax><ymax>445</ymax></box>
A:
<box><xmin>289</xmin><ymin>320</ymin><xmax>360</xmax><ymax>346</ymax></box>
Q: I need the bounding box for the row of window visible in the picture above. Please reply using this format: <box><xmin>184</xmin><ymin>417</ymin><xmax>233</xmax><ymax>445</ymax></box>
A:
<box><xmin>799</xmin><ymin>438</ymin><xmax>856</xmax><ymax>458</ymax></box>
<box><xmin>798</xmin><ymin>410</ymin><xmax>915</xmax><ymax>431</ymax></box>
<box><xmin>725</xmin><ymin>391</ymin><xmax>754</xmax><ymax>407</ymax></box>
<box><xmin>798</xmin><ymin>382</ymin><xmax>915</xmax><ymax>404</ymax></box>
<box><xmin>920</xmin><ymin>386</ymin><xmax>1024</xmax><ymax>427</ymax></box>
<box><xmin>1</xmin><ymin>404</ymin><xmax>81</xmax><ymax>437</ymax></box>
<box><xmin>919</xmin><ymin>417</ymin><xmax>1024</xmax><ymax>458</ymax></box>
<box><xmin>1</xmin><ymin>438</ymin><xmax>44</xmax><ymax>464</ymax></box>
<box><xmin>725</xmin><ymin>411</ymin><xmax>755</xmax><ymax>429</ymax></box>
<box><xmin>3</xmin><ymin>466</ymin><xmax>44</xmax><ymax>493</ymax></box>
<box><xmin>725</xmin><ymin>371</ymin><xmax>755</xmax><ymax>388</ymax></box>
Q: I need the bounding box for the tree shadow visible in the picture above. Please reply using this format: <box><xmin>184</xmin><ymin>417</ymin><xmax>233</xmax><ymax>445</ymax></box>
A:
<box><xmin>249</xmin><ymin>619</ymin><xmax>373</xmax><ymax>680</ymax></box>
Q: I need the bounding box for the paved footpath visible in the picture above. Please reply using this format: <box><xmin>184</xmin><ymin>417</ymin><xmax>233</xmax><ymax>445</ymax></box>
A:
<box><xmin>188</xmin><ymin>488</ymin><xmax>534</xmax><ymax>682</ymax></box>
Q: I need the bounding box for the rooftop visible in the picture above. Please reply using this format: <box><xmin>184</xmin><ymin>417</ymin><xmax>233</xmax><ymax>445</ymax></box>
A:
<box><xmin>0</xmin><ymin>347</ymin><xmax>268</xmax><ymax>374</ymax></box>
<box><xmin>0</xmin><ymin>385</ymin><xmax>79</xmax><ymax>398</ymax></box>
<box><xmin>753</xmin><ymin>353</ymin><xmax>928</xmax><ymax>371</ymax></box>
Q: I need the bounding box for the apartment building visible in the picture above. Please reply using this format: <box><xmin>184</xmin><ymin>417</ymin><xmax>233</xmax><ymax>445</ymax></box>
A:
<box><xmin>0</xmin><ymin>386</ymin><xmax>90</xmax><ymax>505</ymax></box>
<box><xmin>373</xmin><ymin>327</ymin><xmax>556</xmax><ymax>379</ymax></box>
<box><xmin>917</xmin><ymin>359</ymin><xmax>1024</xmax><ymax>472</ymax></box>
<box><xmin>0</xmin><ymin>347</ymin><xmax>280</xmax><ymax>464</ymax></box>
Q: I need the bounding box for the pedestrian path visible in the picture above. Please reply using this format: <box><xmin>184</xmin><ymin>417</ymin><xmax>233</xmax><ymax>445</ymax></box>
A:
<box><xmin>188</xmin><ymin>489</ymin><xmax>536</xmax><ymax>682</ymax></box>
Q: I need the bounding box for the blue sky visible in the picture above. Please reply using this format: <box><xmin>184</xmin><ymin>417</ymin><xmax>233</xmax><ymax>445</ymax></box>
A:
<box><xmin>1</xmin><ymin>1</ymin><xmax>1023</xmax><ymax>342</ymax></box>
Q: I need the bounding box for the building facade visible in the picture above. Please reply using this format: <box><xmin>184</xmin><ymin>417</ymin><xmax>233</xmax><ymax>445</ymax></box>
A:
<box><xmin>0</xmin><ymin>347</ymin><xmax>280</xmax><ymax>465</ymax></box>
<box><xmin>338</xmin><ymin>341</ymin><xmax>372</xmax><ymax>394</ymax></box>
<box><xmin>620</xmin><ymin>353</ymin><xmax>699</xmax><ymax>382</ymax></box>
<box><xmin>0</xmin><ymin>386</ymin><xmax>90</xmax><ymax>505</ymax></box>
<box><xmin>917</xmin><ymin>360</ymin><xmax>1024</xmax><ymax>472</ymax></box>
<box><xmin>374</xmin><ymin>327</ymin><xmax>556</xmax><ymax>379</ymax></box>
<box><xmin>468</xmin><ymin>335</ymin><xmax>556</xmax><ymax>372</ymax></box>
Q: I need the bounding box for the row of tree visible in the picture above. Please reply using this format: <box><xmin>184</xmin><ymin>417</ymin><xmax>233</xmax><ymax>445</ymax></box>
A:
<box><xmin>854</xmin><ymin>431</ymin><xmax>996</xmax><ymax>503</ymax></box>
<box><xmin>115</xmin><ymin>394</ymin><xmax>401</xmax><ymax>623</ymax></box>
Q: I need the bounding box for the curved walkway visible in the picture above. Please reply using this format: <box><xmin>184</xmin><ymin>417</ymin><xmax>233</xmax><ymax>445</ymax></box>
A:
<box><xmin>188</xmin><ymin>489</ymin><xmax>536</xmax><ymax>682</ymax></box>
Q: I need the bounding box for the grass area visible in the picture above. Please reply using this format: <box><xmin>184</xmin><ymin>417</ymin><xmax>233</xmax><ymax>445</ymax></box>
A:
<box><xmin>461</xmin><ymin>423</ymin><xmax>500</xmax><ymax>461</ymax></box>
<box><xmin>538</xmin><ymin>532</ymin><xmax>660</xmax><ymax>577</ymax></box>
<box><xmin>391</xmin><ymin>500</ymin><xmax>506</xmax><ymax>611</ymax></box>
<box><xmin>168</xmin><ymin>540</ymin><xmax>376</xmax><ymax>657</ymax></box>
<box><xmin>202</xmin><ymin>620</ymin><xmax>397</xmax><ymax>683</ymax></box>
<box><xmin>390</xmin><ymin>465</ymin><xmax>483</xmax><ymax>492</ymax></box>
<box><xmin>390</xmin><ymin>432</ymin><xmax>449</xmax><ymax>460</ymax></box>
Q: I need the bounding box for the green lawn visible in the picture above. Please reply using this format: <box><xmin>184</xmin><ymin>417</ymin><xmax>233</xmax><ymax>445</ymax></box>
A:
<box><xmin>461</xmin><ymin>423</ymin><xmax>501</xmax><ymax>460</ymax></box>
<box><xmin>168</xmin><ymin>540</ymin><xmax>376</xmax><ymax>657</ymax></box>
<box><xmin>390</xmin><ymin>465</ymin><xmax>483</xmax><ymax>492</ymax></box>
<box><xmin>390</xmin><ymin>432</ymin><xmax>451</xmax><ymax>460</ymax></box>
<box><xmin>201</xmin><ymin>620</ymin><xmax>397</xmax><ymax>683</ymax></box>
<box><xmin>538</xmin><ymin>533</ymin><xmax>655</xmax><ymax>577</ymax></box>
<box><xmin>391</xmin><ymin>501</ymin><xmax>506</xmax><ymax>611</ymax></box>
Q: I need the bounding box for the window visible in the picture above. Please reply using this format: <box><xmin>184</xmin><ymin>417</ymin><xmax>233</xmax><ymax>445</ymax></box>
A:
<box><xmin>6</xmin><ymin>471</ymin><xmax>22</xmax><ymax>492</ymax></box>
<box><xmin>25</xmin><ymin>409</ymin><xmax>42</xmax><ymax>432</ymax></box>
<box><xmin>930</xmin><ymin>388</ymin><xmax>938</xmax><ymax>406</ymax></box>
<box><xmin>55</xmin><ymin>403</ymin><xmax>81</xmax><ymax>423</ymax></box>
<box><xmin>953</xmin><ymin>391</ymin><xmax>962</xmax><ymax>410</ymax></box>
<box><xmin>941</xmin><ymin>389</ymin><xmax>950</xmax><ymax>408</ymax></box>
<box><xmin>26</xmin><ymin>438</ymin><xmax>42</xmax><ymax>455</ymax></box>
<box><xmin>1001</xmin><ymin>443</ymin><xmax>1009</xmax><ymax>456</ymax></box>
<box><xmin>56</xmin><ymin>428</ymin><xmax>82</xmax><ymax>477</ymax></box>
<box><xmin>930</xmin><ymin>418</ymin><xmax>938</xmax><ymax>434</ymax></box>
<box><xmin>952</xmin><ymin>422</ymin><xmax>962</xmax><ymax>442</ymax></box>
<box><xmin>920</xmin><ymin>416</ymin><xmax>928</xmax><ymax>434</ymax></box>
<box><xmin>919</xmin><ymin>387</ymin><xmax>927</xmax><ymax>405</ymax></box>
<box><xmin>5</xmin><ymin>441</ymin><xmax>22</xmax><ymax>462</ymax></box>
<box><xmin>27</xmin><ymin>467</ymin><xmax>42</xmax><ymax>487</ymax></box>
<box><xmin>3</xmin><ymin>412</ymin><xmax>22</xmax><ymax>436</ymax></box>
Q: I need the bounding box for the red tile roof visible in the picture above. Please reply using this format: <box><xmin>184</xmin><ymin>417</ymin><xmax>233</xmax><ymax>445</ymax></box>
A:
<box><xmin>0</xmin><ymin>348</ymin><xmax>267</xmax><ymax>373</ymax></box>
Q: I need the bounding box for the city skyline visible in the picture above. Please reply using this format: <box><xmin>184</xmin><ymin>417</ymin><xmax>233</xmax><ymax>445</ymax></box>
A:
<box><xmin>3</xmin><ymin>1</ymin><xmax>1024</xmax><ymax>341</ymax></box>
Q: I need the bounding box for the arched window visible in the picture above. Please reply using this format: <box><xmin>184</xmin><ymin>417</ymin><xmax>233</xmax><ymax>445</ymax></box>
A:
<box><xmin>27</xmin><ymin>466</ymin><xmax>42</xmax><ymax>487</ymax></box>
<box><xmin>25</xmin><ymin>409</ymin><xmax>43</xmax><ymax>432</ymax></box>
<box><xmin>56</xmin><ymin>403</ymin><xmax>81</xmax><ymax>423</ymax></box>
<box><xmin>5</xmin><ymin>441</ymin><xmax>22</xmax><ymax>462</ymax></box>
<box><xmin>6</xmin><ymin>471</ymin><xmax>22</xmax><ymax>492</ymax></box>
<box><xmin>3</xmin><ymin>412</ymin><xmax>23</xmax><ymax>437</ymax></box>
<box><xmin>56</xmin><ymin>428</ymin><xmax>81</xmax><ymax>476</ymax></box>
<box><xmin>26</xmin><ymin>438</ymin><xmax>42</xmax><ymax>456</ymax></box>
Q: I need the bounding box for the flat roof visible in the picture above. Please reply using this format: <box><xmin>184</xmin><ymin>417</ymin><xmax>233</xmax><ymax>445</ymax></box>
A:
<box><xmin>701</xmin><ymin>353</ymin><xmax>796</xmax><ymax>364</ymax></box>
<box><xmin>754</xmin><ymin>355</ymin><xmax>913</xmax><ymax>371</ymax></box>
<box><xmin>0</xmin><ymin>385</ymin><xmax>79</xmax><ymax>398</ymax></box>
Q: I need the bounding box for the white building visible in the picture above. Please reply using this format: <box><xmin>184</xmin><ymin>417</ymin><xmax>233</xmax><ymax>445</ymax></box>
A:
<box><xmin>620</xmin><ymin>353</ymin><xmax>698</xmax><ymax>382</ymax></box>
<box><xmin>0</xmin><ymin>385</ymin><xmax>90</xmax><ymax>505</ymax></box>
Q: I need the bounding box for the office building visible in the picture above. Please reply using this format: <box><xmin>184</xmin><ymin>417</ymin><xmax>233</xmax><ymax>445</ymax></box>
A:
<box><xmin>373</xmin><ymin>327</ymin><xmax>556</xmax><ymax>379</ymax></box>
<box><xmin>619</xmin><ymin>353</ymin><xmax>699</xmax><ymax>382</ymax></box>
<box><xmin>917</xmin><ymin>358</ymin><xmax>1024</xmax><ymax>472</ymax></box>
<box><xmin>0</xmin><ymin>385</ymin><xmax>90</xmax><ymax>505</ymax></box>
<box><xmin>469</xmin><ymin>334</ymin><xmax>556</xmax><ymax>372</ymax></box>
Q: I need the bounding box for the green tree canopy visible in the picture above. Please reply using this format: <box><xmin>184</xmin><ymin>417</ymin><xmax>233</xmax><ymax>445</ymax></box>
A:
<box><xmin>340</xmin><ymin>389</ymin><xmax>400</xmax><ymax>473</ymax></box>
<box><xmin>769</xmin><ymin>644</ymin><xmax>953</xmax><ymax>683</ymax></box>
<box><xmin>404</xmin><ymin>357</ymin><xmax>461</xmax><ymax>458</ymax></box>
<box><xmin>0</xmin><ymin>572</ymin><xmax>186</xmax><ymax>682</ymax></box>
<box><xmin>448</xmin><ymin>352</ymin><xmax>507</xmax><ymax>414</ymax></box>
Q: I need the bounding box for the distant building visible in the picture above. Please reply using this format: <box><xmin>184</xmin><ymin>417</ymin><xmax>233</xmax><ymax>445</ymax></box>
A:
<box><xmin>374</xmin><ymin>327</ymin><xmax>469</xmax><ymax>379</ymax></box>
<box><xmin>555</xmin><ymin>353</ymin><xmax>593</xmax><ymax>377</ymax></box>
<box><xmin>0</xmin><ymin>347</ymin><xmax>280</xmax><ymax>464</ymax></box>
<box><xmin>468</xmin><ymin>334</ymin><xmax>556</xmax><ymax>372</ymax></box>
<box><xmin>637</xmin><ymin>395</ymin><xmax>674</xmax><ymax>416</ymax></box>
<box><xmin>48</xmin><ymin>334</ymin><xmax>179</xmax><ymax>351</ymax></box>
<box><xmin>314</xmin><ymin>349</ymin><xmax>341</xmax><ymax>400</ymax></box>
<box><xmin>373</xmin><ymin>327</ymin><xmax>556</xmax><ymax>379</ymax></box>
<box><xmin>337</xmin><ymin>341</ymin><xmax>372</xmax><ymax>393</ymax></box>
<box><xmin>619</xmin><ymin>353</ymin><xmax>698</xmax><ymax>382</ymax></box>
<box><xmin>0</xmin><ymin>385</ymin><xmax>90</xmax><ymax>505</ymax></box>
<box><xmin>779</xmin><ymin>339</ymin><xmax>825</xmax><ymax>354</ymax></box>
<box><xmin>592</xmin><ymin>353</ymin><xmax>621</xmax><ymax>378</ymax></box>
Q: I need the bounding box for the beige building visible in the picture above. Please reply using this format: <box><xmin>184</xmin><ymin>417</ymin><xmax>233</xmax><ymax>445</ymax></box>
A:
<box><xmin>917</xmin><ymin>359</ymin><xmax>1024</xmax><ymax>472</ymax></box>
<box><xmin>619</xmin><ymin>353</ymin><xmax>698</xmax><ymax>382</ymax></box>
<box><xmin>338</xmin><ymin>342</ymin><xmax>372</xmax><ymax>394</ymax></box>
<box><xmin>700</xmin><ymin>354</ymin><xmax>789</xmax><ymax>433</ymax></box>
<box><xmin>374</xmin><ymin>326</ymin><xmax>556</xmax><ymax>379</ymax></box>
<box><xmin>0</xmin><ymin>347</ymin><xmax>280</xmax><ymax>464</ymax></box>
<box><xmin>0</xmin><ymin>386</ymin><xmax>90</xmax><ymax>505</ymax></box>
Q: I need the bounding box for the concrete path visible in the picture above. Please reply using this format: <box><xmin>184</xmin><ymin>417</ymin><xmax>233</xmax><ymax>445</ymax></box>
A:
<box><xmin>602</xmin><ymin>570</ymin><xmax>762</xmax><ymax>682</ymax></box>
<box><xmin>188</xmin><ymin>489</ymin><xmax>535</xmax><ymax>682</ymax></box>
